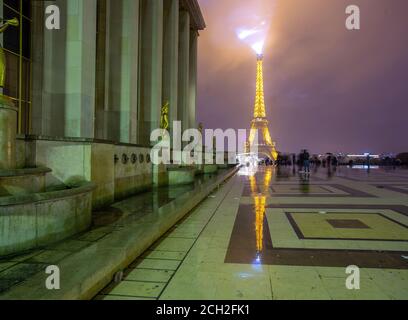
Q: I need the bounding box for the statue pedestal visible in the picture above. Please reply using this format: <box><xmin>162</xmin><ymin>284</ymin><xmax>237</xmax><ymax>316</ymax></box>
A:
<box><xmin>0</xmin><ymin>95</ymin><xmax>17</xmax><ymax>170</ymax></box>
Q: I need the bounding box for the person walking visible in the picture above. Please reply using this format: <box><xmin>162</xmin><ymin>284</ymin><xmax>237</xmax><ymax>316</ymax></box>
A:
<box><xmin>303</xmin><ymin>150</ymin><xmax>311</xmax><ymax>173</ymax></box>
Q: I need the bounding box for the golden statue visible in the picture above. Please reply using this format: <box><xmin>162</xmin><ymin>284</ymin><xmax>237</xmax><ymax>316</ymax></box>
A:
<box><xmin>160</xmin><ymin>101</ymin><xmax>169</xmax><ymax>130</ymax></box>
<box><xmin>0</xmin><ymin>18</ymin><xmax>19</xmax><ymax>89</ymax></box>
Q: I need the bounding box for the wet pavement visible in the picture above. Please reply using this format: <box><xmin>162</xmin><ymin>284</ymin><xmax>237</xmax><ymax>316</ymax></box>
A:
<box><xmin>98</xmin><ymin>165</ymin><xmax>408</xmax><ymax>300</ymax></box>
<box><xmin>0</xmin><ymin>171</ymin><xmax>224</xmax><ymax>297</ymax></box>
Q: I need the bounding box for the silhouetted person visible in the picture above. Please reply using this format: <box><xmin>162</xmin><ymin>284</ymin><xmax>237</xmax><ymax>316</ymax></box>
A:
<box><xmin>298</xmin><ymin>152</ymin><xmax>304</xmax><ymax>172</ymax></box>
<box><xmin>327</xmin><ymin>155</ymin><xmax>332</xmax><ymax>167</ymax></box>
<box><xmin>302</xmin><ymin>150</ymin><xmax>310</xmax><ymax>173</ymax></box>
<box><xmin>327</xmin><ymin>164</ymin><xmax>334</xmax><ymax>178</ymax></box>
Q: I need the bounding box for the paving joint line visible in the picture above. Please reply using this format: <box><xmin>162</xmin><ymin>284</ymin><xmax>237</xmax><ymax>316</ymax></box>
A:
<box><xmin>156</xmin><ymin>177</ymin><xmax>237</xmax><ymax>299</ymax></box>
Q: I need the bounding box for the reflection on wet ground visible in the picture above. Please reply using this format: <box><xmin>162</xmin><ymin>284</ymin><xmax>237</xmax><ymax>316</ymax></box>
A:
<box><xmin>118</xmin><ymin>164</ymin><xmax>408</xmax><ymax>300</ymax></box>
<box><xmin>0</xmin><ymin>170</ymin><xmax>226</xmax><ymax>296</ymax></box>
<box><xmin>94</xmin><ymin>165</ymin><xmax>408</xmax><ymax>300</ymax></box>
<box><xmin>228</xmin><ymin>165</ymin><xmax>408</xmax><ymax>270</ymax></box>
<box><xmin>93</xmin><ymin>173</ymin><xmax>218</xmax><ymax>227</ymax></box>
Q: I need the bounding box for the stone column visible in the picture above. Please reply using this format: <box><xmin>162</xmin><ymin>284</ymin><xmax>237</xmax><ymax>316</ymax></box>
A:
<box><xmin>31</xmin><ymin>0</ymin><xmax>97</xmax><ymax>139</ymax></box>
<box><xmin>0</xmin><ymin>1</ymin><xmax>16</xmax><ymax>169</ymax></box>
<box><xmin>31</xmin><ymin>0</ymin><xmax>49</xmax><ymax>135</ymax></box>
<box><xmin>188</xmin><ymin>30</ymin><xmax>198</xmax><ymax>129</ymax></box>
<box><xmin>152</xmin><ymin>0</ymin><xmax>179</xmax><ymax>186</ymax></box>
<box><xmin>177</xmin><ymin>10</ymin><xmax>190</xmax><ymax>132</ymax></box>
<box><xmin>138</xmin><ymin>0</ymin><xmax>164</xmax><ymax>146</ymax></box>
<box><xmin>0</xmin><ymin>97</ymin><xmax>17</xmax><ymax>169</ymax></box>
<box><xmin>65</xmin><ymin>0</ymin><xmax>97</xmax><ymax>138</ymax></box>
<box><xmin>94</xmin><ymin>0</ymin><xmax>108</xmax><ymax>140</ymax></box>
<box><xmin>0</xmin><ymin>1</ymin><xmax>3</xmax><ymax>97</ymax></box>
<box><xmin>162</xmin><ymin>0</ymin><xmax>179</xmax><ymax>134</ymax></box>
<box><xmin>104</xmin><ymin>0</ymin><xmax>139</xmax><ymax>144</ymax></box>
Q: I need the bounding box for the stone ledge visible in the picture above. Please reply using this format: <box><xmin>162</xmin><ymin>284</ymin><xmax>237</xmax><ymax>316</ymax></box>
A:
<box><xmin>0</xmin><ymin>167</ymin><xmax>238</xmax><ymax>300</ymax></box>
<box><xmin>180</xmin><ymin>0</ymin><xmax>206</xmax><ymax>30</ymax></box>
<box><xmin>0</xmin><ymin>167</ymin><xmax>51</xmax><ymax>178</ymax></box>
<box><xmin>18</xmin><ymin>134</ymin><xmax>150</xmax><ymax>149</ymax></box>
<box><xmin>0</xmin><ymin>95</ymin><xmax>17</xmax><ymax>111</ymax></box>
<box><xmin>0</xmin><ymin>181</ymin><xmax>95</xmax><ymax>207</ymax></box>
<box><xmin>167</xmin><ymin>165</ymin><xmax>196</xmax><ymax>172</ymax></box>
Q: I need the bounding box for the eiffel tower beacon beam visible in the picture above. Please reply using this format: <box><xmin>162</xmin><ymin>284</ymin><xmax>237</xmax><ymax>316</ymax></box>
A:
<box><xmin>247</xmin><ymin>53</ymin><xmax>278</xmax><ymax>161</ymax></box>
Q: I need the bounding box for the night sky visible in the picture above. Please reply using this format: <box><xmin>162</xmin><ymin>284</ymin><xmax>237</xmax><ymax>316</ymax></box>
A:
<box><xmin>196</xmin><ymin>0</ymin><xmax>408</xmax><ymax>155</ymax></box>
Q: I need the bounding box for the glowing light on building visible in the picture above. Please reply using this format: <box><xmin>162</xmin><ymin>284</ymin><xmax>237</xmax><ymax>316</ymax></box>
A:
<box><xmin>237</xmin><ymin>153</ymin><xmax>259</xmax><ymax>175</ymax></box>
<box><xmin>233</xmin><ymin>3</ymin><xmax>278</xmax><ymax>160</ymax></box>
<box><xmin>246</xmin><ymin>54</ymin><xmax>278</xmax><ymax>161</ymax></box>
<box><xmin>347</xmin><ymin>154</ymin><xmax>380</xmax><ymax>159</ymax></box>
<box><xmin>251</xmin><ymin>41</ymin><xmax>265</xmax><ymax>55</ymax></box>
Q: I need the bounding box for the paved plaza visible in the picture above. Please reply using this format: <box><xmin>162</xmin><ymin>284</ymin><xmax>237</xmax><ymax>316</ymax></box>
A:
<box><xmin>98</xmin><ymin>166</ymin><xmax>408</xmax><ymax>300</ymax></box>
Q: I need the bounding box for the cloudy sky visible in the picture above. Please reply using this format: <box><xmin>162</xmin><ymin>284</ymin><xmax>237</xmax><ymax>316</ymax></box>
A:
<box><xmin>196</xmin><ymin>0</ymin><xmax>408</xmax><ymax>154</ymax></box>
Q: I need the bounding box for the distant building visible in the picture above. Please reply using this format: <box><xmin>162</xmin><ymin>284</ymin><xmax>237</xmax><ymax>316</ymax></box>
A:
<box><xmin>246</xmin><ymin>54</ymin><xmax>278</xmax><ymax>161</ymax></box>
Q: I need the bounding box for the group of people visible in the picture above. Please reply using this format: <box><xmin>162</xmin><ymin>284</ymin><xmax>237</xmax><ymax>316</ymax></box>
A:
<box><xmin>259</xmin><ymin>150</ymin><xmax>340</xmax><ymax>172</ymax></box>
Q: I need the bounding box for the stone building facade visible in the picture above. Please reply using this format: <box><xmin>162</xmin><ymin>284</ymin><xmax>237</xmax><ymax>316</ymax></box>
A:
<box><xmin>1</xmin><ymin>0</ymin><xmax>205</xmax><ymax>209</ymax></box>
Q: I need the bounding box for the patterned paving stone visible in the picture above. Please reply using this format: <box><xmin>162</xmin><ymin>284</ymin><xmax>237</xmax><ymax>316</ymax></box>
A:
<box><xmin>99</xmin><ymin>167</ymin><xmax>408</xmax><ymax>300</ymax></box>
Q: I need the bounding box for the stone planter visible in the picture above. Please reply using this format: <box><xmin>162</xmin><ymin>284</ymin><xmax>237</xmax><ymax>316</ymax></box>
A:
<box><xmin>0</xmin><ymin>181</ymin><xmax>95</xmax><ymax>257</ymax></box>
<box><xmin>0</xmin><ymin>167</ymin><xmax>51</xmax><ymax>197</ymax></box>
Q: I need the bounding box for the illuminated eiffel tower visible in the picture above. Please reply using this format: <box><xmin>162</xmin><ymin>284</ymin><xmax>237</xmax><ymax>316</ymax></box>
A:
<box><xmin>246</xmin><ymin>54</ymin><xmax>278</xmax><ymax>160</ymax></box>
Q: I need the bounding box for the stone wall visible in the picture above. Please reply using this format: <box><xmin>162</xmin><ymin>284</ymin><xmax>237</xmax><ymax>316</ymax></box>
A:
<box><xmin>91</xmin><ymin>143</ymin><xmax>115</xmax><ymax>209</ymax></box>
<box><xmin>113</xmin><ymin>145</ymin><xmax>153</xmax><ymax>200</ymax></box>
<box><xmin>25</xmin><ymin>139</ymin><xmax>93</xmax><ymax>187</ymax></box>
<box><xmin>19</xmin><ymin>137</ymin><xmax>153</xmax><ymax>209</ymax></box>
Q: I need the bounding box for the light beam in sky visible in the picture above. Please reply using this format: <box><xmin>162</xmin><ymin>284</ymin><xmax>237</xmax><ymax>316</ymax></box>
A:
<box><xmin>232</xmin><ymin>1</ymin><xmax>276</xmax><ymax>55</ymax></box>
<box><xmin>236</xmin><ymin>19</ymin><xmax>269</xmax><ymax>54</ymax></box>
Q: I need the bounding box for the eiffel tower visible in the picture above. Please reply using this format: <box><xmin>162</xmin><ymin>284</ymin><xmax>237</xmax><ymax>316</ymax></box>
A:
<box><xmin>246</xmin><ymin>54</ymin><xmax>278</xmax><ymax>160</ymax></box>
